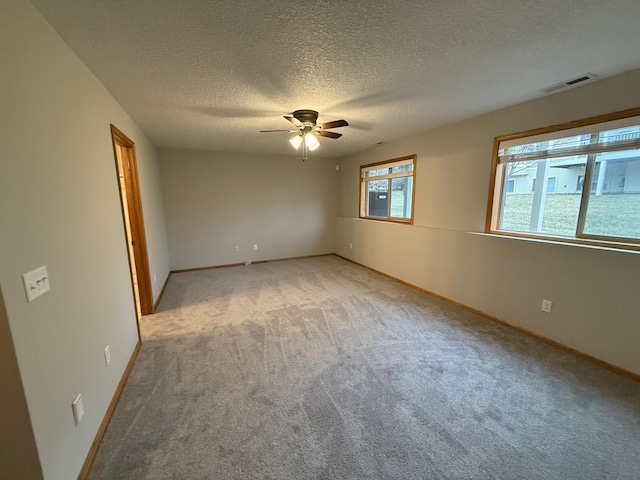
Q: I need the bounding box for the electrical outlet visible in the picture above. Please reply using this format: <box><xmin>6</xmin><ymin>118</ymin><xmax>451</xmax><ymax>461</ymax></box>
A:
<box><xmin>22</xmin><ymin>266</ymin><xmax>51</xmax><ymax>302</ymax></box>
<box><xmin>349</xmin><ymin>243</ymin><xmax>353</xmax><ymax>250</ymax></box>
<box><xmin>234</xmin><ymin>245</ymin><xmax>239</xmax><ymax>253</ymax></box>
<box><xmin>72</xmin><ymin>394</ymin><xmax>84</xmax><ymax>425</ymax></box>
<box><xmin>104</xmin><ymin>345</ymin><xmax>111</xmax><ymax>365</ymax></box>
<box><xmin>153</xmin><ymin>273</ymin><xmax>157</xmax><ymax>283</ymax></box>
<box><xmin>245</xmin><ymin>261</ymin><xmax>252</xmax><ymax>265</ymax></box>
<box><xmin>253</xmin><ymin>244</ymin><xmax>258</xmax><ymax>251</ymax></box>
<box><xmin>541</xmin><ymin>299</ymin><xmax>553</xmax><ymax>314</ymax></box>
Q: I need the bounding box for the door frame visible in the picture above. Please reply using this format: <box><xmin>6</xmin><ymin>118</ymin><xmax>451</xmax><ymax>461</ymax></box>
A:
<box><xmin>110</xmin><ymin>125</ymin><xmax>154</xmax><ymax>321</ymax></box>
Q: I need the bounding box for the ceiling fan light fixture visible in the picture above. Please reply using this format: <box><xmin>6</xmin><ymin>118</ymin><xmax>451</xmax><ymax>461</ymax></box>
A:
<box><xmin>261</xmin><ymin>110</ymin><xmax>347</xmax><ymax>159</ymax></box>
<box><xmin>305</xmin><ymin>132</ymin><xmax>319</xmax><ymax>148</ymax></box>
<box><xmin>289</xmin><ymin>135</ymin><xmax>303</xmax><ymax>149</ymax></box>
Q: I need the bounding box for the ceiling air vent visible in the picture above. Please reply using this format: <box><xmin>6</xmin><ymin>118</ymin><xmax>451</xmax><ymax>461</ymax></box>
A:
<box><xmin>540</xmin><ymin>73</ymin><xmax>598</xmax><ymax>94</ymax></box>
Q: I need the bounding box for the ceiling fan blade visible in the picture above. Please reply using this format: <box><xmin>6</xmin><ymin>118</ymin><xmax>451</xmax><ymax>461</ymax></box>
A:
<box><xmin>284</xmin><ymin>115</ymin><xmax>303</xmax><ymax>127</ymax></box>
<box><xmin>321</xmin><ymin>119</ymin><xmax>349</xmax><ymax>129</ymax></box>
<box><xmin>259</xmin><ymin>129</ymin><xmax>298</xmax><ymax>133</ymax></box>
<box><xmin>318</xmin><ymin>130</ymin><xmax>342</xmax><ymax>139</ymax></box>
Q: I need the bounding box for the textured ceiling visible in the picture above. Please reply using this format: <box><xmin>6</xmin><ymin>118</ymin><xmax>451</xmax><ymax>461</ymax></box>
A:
<box><xmin>30</xmin><ymin>0</ymin><xmax>640</xmax><ymax>158</ymax></box>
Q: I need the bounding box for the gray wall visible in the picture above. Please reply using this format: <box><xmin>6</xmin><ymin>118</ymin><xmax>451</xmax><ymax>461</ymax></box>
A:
<box><xmin>0</xmin><ymin>0</ymin><xmax>170</xmax><ymax>478</ymax></box>
<box><xmin>337</xmin><ymin>68</ymin><xmax>640</xmax><ymax>375</ymax></box>
<box><xmin>160</xmin><ymin>149</ymin><xmax>338</xmax><ymax>270</ymax></box>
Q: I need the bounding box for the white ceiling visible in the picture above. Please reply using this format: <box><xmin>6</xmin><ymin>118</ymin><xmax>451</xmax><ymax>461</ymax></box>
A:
<box><xmin>31</xmin><ymin>0</ymin><xmax>640</xmax><ymax>158</ymax></box>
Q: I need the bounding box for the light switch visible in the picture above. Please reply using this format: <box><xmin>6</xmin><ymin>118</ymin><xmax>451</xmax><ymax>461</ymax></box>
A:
<box><xmin>22</xmin><ymin>266</ymin><xmax>50</xmax><ymax>302</ymax></box>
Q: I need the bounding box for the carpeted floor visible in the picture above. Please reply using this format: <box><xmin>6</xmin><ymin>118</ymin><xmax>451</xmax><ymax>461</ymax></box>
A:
<box><xmin>88</xmin><ymin>255</ymin><xmax>640</xmax><ymax>479</ymax></box>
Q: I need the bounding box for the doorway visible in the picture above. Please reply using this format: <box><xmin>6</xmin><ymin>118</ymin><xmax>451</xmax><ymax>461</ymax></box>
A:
<box><xmin>110</xmin><ymin>125</ymin><xmax>154</xmax><ymax>327</ymax></box>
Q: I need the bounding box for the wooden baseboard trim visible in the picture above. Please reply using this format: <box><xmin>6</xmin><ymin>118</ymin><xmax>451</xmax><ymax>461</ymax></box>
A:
<box><xmin>252</xmin><ymin>253</ymin><xmax>333</xmax><ymax>265</ymax></box>
<box><xmin>172</xmin><ymin>262</ymin><xmax>245</xmax><ymax>273</ymax></box>
<box><xmin>153</xmin><ymin>273</ymin><xmax>171</xmax><ymax>311</ymax></box>
<box><xmin>77</xmin><ymin>341</ymin><xmax>141</xmax><ymax>480</ymax></box>
<box><xmin>334</xmin><ymin>254</ymin><xmax>640</xmax><ymax>383</ymax></box>
<box><xmin>170</xmin><ymin>253</ymin><xmax>334</xmax><ymax>274</ymax></box>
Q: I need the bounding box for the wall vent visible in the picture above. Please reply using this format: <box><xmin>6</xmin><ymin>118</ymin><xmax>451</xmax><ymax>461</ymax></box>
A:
<box><xmin>540</xmin><ymin>73</ymin><xmax>598</xmax><ymax>94</ymax></box>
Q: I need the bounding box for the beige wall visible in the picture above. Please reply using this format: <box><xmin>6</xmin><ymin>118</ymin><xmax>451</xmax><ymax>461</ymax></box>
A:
<box><xmin>160</xmin><ymin>149</ymin><xmax>338</xmax><ymax>270</ymax></box>
<box><xmin>0</xmin><ymin>287</ymin><xmax>43</xmax><ymax>479</ymax></box>
<box><xmin>337</xmin><ymin>69</ymin><xmax>640</xmax><ymax>375</ymax></box>
<box><xmin>0</xmin><ymin>0</ymin><xmax>170</xmax><ymax>478</ymax></box>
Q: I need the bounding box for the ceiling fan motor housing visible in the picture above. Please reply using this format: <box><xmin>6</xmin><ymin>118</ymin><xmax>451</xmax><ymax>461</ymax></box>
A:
<box><xmin>293</xmin><ymin>109</ymin><xmax>319</xmax><ymax>125</ymax></box>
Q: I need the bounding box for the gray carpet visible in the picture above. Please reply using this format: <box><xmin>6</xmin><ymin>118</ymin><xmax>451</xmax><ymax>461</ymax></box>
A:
<box><xmin>88</xmin><ymin>255</ymin><xmax>640</xmax><ymax>479</ymax></box>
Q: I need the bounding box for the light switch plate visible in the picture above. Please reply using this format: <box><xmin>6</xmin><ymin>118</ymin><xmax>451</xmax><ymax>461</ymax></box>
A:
<box><xmin>22</xmin><ymin>266</ymin><xmax>50</xmax><ymax>302</ymax></box>
<box><xmin>72</xmin><ymin>394</ymin><xmax>84</xmax><ymax>425</ymax></box>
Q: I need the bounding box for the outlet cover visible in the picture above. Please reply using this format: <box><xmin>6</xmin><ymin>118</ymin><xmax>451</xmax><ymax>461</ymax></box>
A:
<box><xmin>104</xmin><ymin>345</ymin><xmax>111</xmax><ymax>365</ymax></box>
<box><xmin>541</xmin><ymin>299</ymin><xmax>553</xmax><ymax>314</ymax></box>
<box><xmin>253</xmin><ymin>244</ymin><xmax>258</xmax><ymax>251</ymax></box>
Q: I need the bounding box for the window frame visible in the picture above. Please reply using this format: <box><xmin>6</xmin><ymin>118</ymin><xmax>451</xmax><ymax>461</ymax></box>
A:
<box><xmin>486</xmin><ymin>107</ymin><xmax>640</xmax><ymax>251</ymax></box>
<box><xmin>360</xmin><ymin>155</ymin><xmax>416</xmax><ymax>224</ymax></box>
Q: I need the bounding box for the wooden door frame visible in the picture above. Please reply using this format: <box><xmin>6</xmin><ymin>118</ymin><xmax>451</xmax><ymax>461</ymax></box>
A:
<box><xmin>110</xmin><ymin>125</ymin><xmax>154</xmax><ymax>319</ymax></box>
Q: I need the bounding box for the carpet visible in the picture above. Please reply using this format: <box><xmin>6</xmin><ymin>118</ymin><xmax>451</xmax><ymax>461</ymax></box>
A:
<box><xmin>87</xmin><ymin>255</ymin><xmax>640</xmax><ymax>479</ymax></box>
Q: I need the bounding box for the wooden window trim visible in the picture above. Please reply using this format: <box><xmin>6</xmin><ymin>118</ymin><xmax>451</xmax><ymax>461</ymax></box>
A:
<box><xmin>485</xmin><ymin>106</ymin><xmax>640</xmax><ymax>251</ymax></box>
<box><xmin>359</xmin><ymin>154</ymin><xmax>417</xmax><ymax>224</ymax></box>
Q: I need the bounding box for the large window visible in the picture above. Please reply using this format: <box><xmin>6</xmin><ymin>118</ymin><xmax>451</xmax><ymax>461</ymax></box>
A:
<box><xmin>360</xmin><ymin>155</ymin><xmax>416</xmax><ymax>223</ymax></box>
<box><xmin>487</xmin><ymin>108</ymin><xmax>640</xmax><ymax>247</ymax></box>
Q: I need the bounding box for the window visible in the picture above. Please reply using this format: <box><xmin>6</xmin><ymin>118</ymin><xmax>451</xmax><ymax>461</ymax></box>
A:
<box><xmin>360</xmin><ymin>155</ymin><xmax>416</xmax><ymax>223</ymax></box>
<box><xmin>506</xmin><ymin>179</ymin><xmax>515</xmax><ymax>193</ymax></box>
<box><xmin>547</xmin><ymin>177</ymin><xmax>557</xmax><ymax>193</ymax></box>
<box><xmin>487</xmin><ymin>108</ymin><xmax>640</xmax><ymax>247</ymax></box>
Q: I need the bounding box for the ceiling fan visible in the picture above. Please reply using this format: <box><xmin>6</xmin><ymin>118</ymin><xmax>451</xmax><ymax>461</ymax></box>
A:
<box><xmin>260</xmin><ymin>109</ymin><xmax>349</xmax><ymax>160</ymax></box>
